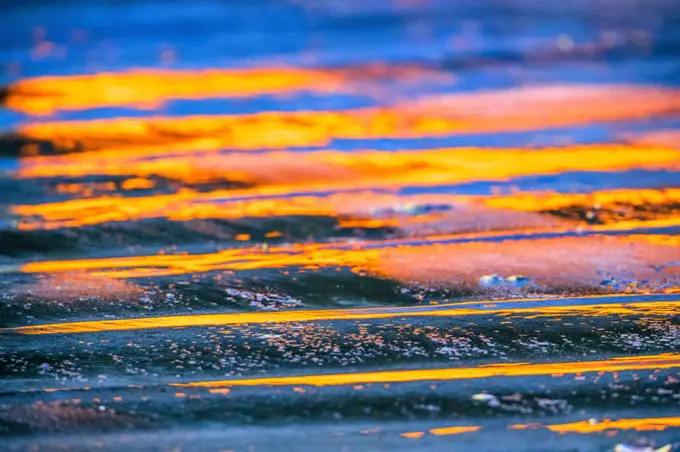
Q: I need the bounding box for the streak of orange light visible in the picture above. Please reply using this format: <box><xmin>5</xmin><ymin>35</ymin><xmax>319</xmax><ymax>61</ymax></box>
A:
<box><xmin>12</xmin><ymin>144</ymin><xmax>680</xmax><ymax>230</ymax></box>
<box><xmin>13</xmin><ymin>186</ymin><xmax>680</xmax><ymax>233</ymax></box>
<box><xmin>401</xmin><ymin>426</ymin><xmax>481</xmax><ymax>438</ymax></box>
<box><xmin>6</xmin><ymin>296</ymin><xmax>678</xmax><ymax>335</ymax></box>
<box><xmin>5</xmin><ymin>64</ymin><xmax>444</xmax><ymax>115</ymax></box>
<box><xmin>402</xmin><ymin>416</ymin><xmax>680</xmax><ymax>439</ymax></box>
<box><xmin>510</xmin><ymin>416</ymin><xmax>680</xmax><ymax>434</ymax></box>
<box><xmin>168</xmin><ymin>353</ymin><xmax>680</xmax><ymax>388</ymax></box>
<box><xmin>484</xmin><ymin>188</ymin><xmax>680</xmax><ymax>213</ymax></box>
<box><xmin>11</xmin><ymin>85</ymin><xmax>680</xmax><ymax>153</ymax></box>
<box><xmin>429</xmin><ymin>425</ymin><xmax>482</xmax><ymax>436</ymax></box>
<box><xmin>16</xmin><ymin>234</ymin><xmax>680</xmax><ymax>287</ymax></box>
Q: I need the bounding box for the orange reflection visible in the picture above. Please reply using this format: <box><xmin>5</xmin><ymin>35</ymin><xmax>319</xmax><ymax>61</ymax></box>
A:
<box><xmin>402</xmin><ymin>416</ymin><xmax>680</xmax><ymax>439</ymax></box>
<box><xmin>400</xmin><ymin>432</ymin><xmax>426</xmax><ymax>439</ymax></box>
<box><xmin>13</xmin><ymin>184</ymin><xmax>680</xmax><ymax>234</ymax></box>
<box><xmin>548</xmin><ymin>417</ymin><xmax>680</xmax><ymax>434</ymax></box>
<box><xmin>510</xmin><ymin>417</ymin><xmax>680</xmax><ymax>434</ymax></box>
<box><xmin>54</xmin><ymin>178</ymin><xmax>155</xmax><ymax>197</ymax></box>
<box><xmin>5</xmin><ymin>64</ymin><xmax>441</xmax><ymax>116</ymax></box>
<box><xmin>634</xmin><ymin>235</ymin><xmax>680</xmax><ymax>247</ymax></box>
<box><xmin>484</xmin><ymin>188</ymin><xmax>680</xmax><ymax>214</ymax></box>
<box><xmin>12</xmin><ymin>144</ymin><xmax>680</xmax><ymax>230</ymax></box>
<box><xmin>169</xmin><ymin>353</ymin><xmax>680</xmax><ymax>388</ymax></box>
<box><xmin>120</xmin><ymin>178</ymin><xmax>156</xmax><ymax>190</ymax></box>
<box><xmin>17</xmin><ymin>234</ymin><xmax>680</xmax><ymax>286</ymax></box>
<box><xmin>402</xmin><ymin>426</ymin><xmax>481</xmax><ymax>438</ymax></box>
<box><xmin>336</xmin><ymin>217</ymin><xmax>400</xmax><ymax>229</ymax></box>
<box><xmin>18</xmin><ymin>142</ymin><xmax>679</xmax><ymax>183</ymax></box>
<box><xmin>55</xmin><ymin>181</ymin><xmax>115</xmax><ymax>195</ymax></box>
<box><xmin>12</xmin><ymin>190</ymin><xmax>555</xmax><ymax>232</ymax></box>
<box><xmin>13</xmin><ymin>84</ymin><xmax>680</xmax><ymax>154</ymax></box>
<box><xmin>373</xmin><ymin>234</ymin><xmax>680</xmax><ymax>288</ymax></box>
<box><xmin>7</xmin><ymin>295</ymin><xmax>678</xmax><ymax>335</ymax></box>
<box><xmin>429</xmin><ymin>426</ymin><xmax>482</xmax><ymax>436</ymax></box>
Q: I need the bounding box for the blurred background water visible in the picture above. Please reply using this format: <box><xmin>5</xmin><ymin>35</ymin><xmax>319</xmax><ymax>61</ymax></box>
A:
<box><xmin>1</xmin><ymin>1</ymin><xmax>680</xmax><ymax>451</ymax></box>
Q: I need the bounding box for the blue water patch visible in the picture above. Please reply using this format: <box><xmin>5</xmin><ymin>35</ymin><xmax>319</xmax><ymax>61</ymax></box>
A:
<box><xmin>0</xmin><ymin>110</ymin><xmax>24</xmax><ymax>132</ymax></box>
<box><xmin>32</xmin><ymin>93</ymin><xmax>376</xmax><ymax>123</ymax></box>
<box><xmin>329</xmin><ymin>124</ymin><xmax>617</xmax><ymax>151</ymax></box>
<box><xmin>400</xmin><ymin>169</ymin><xmax>680</xmax><ymax>196</ymax></box>
<box><xmin>0</xmin><ymin>157</ymin><xmax>19</xmax><ymax>173</ymax></box>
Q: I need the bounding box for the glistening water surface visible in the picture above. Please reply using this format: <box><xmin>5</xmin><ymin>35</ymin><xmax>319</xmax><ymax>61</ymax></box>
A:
<box><xmin>1</xmin><ymin>1</ymin><xmax>680</xmax><ymax>451</ymax></box>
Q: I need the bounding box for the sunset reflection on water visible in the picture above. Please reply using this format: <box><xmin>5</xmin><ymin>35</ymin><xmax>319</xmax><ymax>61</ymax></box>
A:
<box><xmin>2</xmin><ymin>1</ymin><xmax>680</xmax><ymax>450</ymax></box>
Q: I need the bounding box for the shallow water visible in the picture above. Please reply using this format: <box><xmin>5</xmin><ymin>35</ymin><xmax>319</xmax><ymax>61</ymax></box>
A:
<box><xmin>1</xmin><ymin>1</ymin><xmax>680</xmax><ymax>451</ymax></box>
